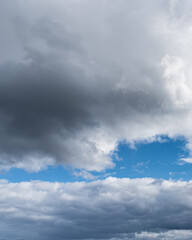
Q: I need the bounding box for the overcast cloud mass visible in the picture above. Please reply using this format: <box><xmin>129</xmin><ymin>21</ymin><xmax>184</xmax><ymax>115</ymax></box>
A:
<box><xmin>1</xmin><ymin>0</ymin><xmax>192</xmax><ymax>171</ymax></box>
<box><xmin>1</xmin><ymin>177</ymin><xmax>192</xmax><ymax>240</ymax></box>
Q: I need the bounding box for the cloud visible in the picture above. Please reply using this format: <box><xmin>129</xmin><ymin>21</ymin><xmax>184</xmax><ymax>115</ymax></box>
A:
<box><xmin>73</xmin><ymin>169</ymin><xmax>97</xmax><ymax>180</ymax></box>
<box><xmin>1</xmin><ymin>177</ymin><xmax>192</xmax><ymax>239</ymax></box>
<box><xmin>134</xmin><ymin>230</ymin><xmax>192</xmax><ymax>240</ymax></box>
<box><xmin>1</xmin><ymin>0</ymin><xmax>192</xmax><ymax>171</ymax></box>
<box><xmin>179</xmin><ymin>157</ymin><xmax>192</xmax><ymax>164</ymax></box>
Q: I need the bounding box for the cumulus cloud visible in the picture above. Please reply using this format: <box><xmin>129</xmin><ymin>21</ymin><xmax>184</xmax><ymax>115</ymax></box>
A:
<box><xmin>1</xmin><ymin>0</ymin><xmax>192</xmax><ymax>171</ymax></box>
<box><xmin>1</xmin><ymin>177</ymin><xmax>192</xmax><ymax>239</ymax></box>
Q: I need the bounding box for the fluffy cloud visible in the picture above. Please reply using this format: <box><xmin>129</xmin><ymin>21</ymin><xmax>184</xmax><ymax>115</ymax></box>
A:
<box><xmin>1</xmin><ymin>177</ymin><xmax>192</xmax><ymax>239</ymax></box>
<box><xmin>1</xmin><ymin>0</ymin><xmax>192</xmax><ymax>171</ymax></box>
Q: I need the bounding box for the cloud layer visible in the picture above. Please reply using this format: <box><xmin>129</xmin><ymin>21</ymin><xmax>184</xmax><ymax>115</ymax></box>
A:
<box><xmin>1</xmin><ymin>177</ymin><xmax>192</xmax><ymax>239</ymax></box>
<box><xmin>1</xmin><ymin>0</ymin><xmax>192</xmax><ymax>171</ymax></box>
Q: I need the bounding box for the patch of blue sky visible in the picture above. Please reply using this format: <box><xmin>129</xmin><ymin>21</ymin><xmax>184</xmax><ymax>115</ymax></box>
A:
<box><xmin>109</xmin><ymin>135</ymin><xmax>191</xmax><ymax>180</ymax></box>
<box><xmin>0</xmin><ymin>165</ymin><xmax>75</xmax><ymax>183</ymax></box>
<box><xmin>1</xmin><ymin>135</ymin><xmax>192</xmax><ymax>182</ymax></box>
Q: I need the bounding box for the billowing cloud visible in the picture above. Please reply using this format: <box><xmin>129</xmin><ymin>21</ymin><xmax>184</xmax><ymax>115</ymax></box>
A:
<box><xmin>1</xmin><ymin>0</ymin><xmax>192</xmax><ymax>171</ymax></box>
<box><xmin>1</xmin><ymin>177</ymin><xmax>192</xmax><ymax>239</ymax></box>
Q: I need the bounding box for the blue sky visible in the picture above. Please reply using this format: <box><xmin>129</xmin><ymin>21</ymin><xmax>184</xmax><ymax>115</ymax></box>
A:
<box><xmin>2</xmin><ymin>136</ymin><xmax>191</xmax><ymax>182</ymax></box>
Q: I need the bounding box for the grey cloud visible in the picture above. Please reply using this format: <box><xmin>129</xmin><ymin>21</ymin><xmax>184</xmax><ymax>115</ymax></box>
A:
<box><xmin>134</xmin><ymin>230</ymin><xmax>192</xmax><ymax>240</ymax></box>
<box><xmin>1</xmin><ymin>0</ymin><xmax>192</xmax><ymax>171</ymax></box>
<box><xmin>1</xmin><ymin>178</ymin><xmax>192</xmax><ymax>239</ymax></box>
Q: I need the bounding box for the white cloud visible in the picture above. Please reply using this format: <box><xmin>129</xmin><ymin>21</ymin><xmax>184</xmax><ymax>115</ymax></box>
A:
<box><xmin>179</xmin><ymin>157</ymin><xmax>192</xmax><ymax>164</ymax></box>
<box><xmin>73</xmin><ymin>170</ymin><xmax>97</xmax><ymax>180</ymax></box>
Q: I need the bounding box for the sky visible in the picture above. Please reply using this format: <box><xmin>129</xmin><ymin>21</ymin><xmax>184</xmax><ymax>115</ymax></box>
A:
<box><xmin>2</xmin><ymin>0</ymin><xmax>192</xmax><ymax>239</ymax></box>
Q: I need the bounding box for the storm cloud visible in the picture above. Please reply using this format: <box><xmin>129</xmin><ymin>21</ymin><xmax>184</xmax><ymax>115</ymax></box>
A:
<box><xmin>1</xmin><ymin>0</ymin><xmax>192</xmax><ymax>171</ymax></box>
<box><xmin>2</xmin><ymin>178</ymin><xmax>192</xmax><ymax>239</ymax></box>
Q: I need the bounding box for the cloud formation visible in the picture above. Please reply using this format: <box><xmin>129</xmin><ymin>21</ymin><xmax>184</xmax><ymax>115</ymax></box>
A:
<box><xmin>1</xmin><ymin>177</ymin><xmax>192</xmax><ymax>239</ymax></box>
<box><xmin>1</xmin><ymin>0</ymin><xmax>192</xmax><ymax>171</ymax></box>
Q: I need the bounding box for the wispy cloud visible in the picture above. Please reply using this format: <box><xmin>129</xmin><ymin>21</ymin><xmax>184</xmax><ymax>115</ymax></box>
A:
<box><xmin>178</xmin><ymin>157</ymin><xmax>192</xmax><ymax>165</ymax></box>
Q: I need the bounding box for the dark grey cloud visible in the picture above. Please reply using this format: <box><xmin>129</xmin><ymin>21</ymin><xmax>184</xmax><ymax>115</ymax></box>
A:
<box><xmin>1</xmin><ymin>178</ymin><xmax>192</xmax><ymax>239</ymax></box>
<box><xmin>1</xmin><ymin>0</ymin><xmax>192</xmax><ymax>171</ymax></box>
